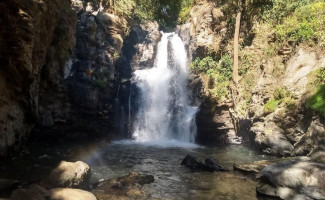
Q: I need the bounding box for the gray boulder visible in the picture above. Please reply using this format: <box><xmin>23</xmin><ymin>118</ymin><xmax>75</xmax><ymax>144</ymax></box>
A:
<box><xmin>257</xmin><ymin>157</ymin><xmax>325</xmax><ymax>200</ymax></box>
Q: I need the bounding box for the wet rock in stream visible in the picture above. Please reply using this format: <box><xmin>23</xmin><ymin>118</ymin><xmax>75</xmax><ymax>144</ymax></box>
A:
<box><xmin>92</xmin><ymin>172</ymin><xmax>154</xmax><ymax>200</ymax></box>
<box><xmin>41</xmin><ymin>161</ymin><xmax>91</xmax><ymax>189</ymax></box>
<box><xmin>181</xmin><ymin>155</ymin><xmax>226</xmax><ymax>172</ymax></box>
<box><xmin>10</xmin><ymin>184</ymin><xmax>97</xmax><ymax>200</ymax></box>
<box><xmin>233</xmin><ymin>157</ymin><xmax>297</xmax><ymax>175</ymax></box>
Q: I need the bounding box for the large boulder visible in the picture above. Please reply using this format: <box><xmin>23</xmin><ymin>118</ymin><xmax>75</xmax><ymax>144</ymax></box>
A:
<box><xmin>11</xmin><ymin>184</ymin><xmax>49</xmax><ymax>200</ymax></box>
<box><xmin>11</xmin><ymin>184</ymin><xmax>96</xmax><ymax>200</ymax></box>
<box><xmin>250</xmin><ymin>121</ymin><xmax>294</xmax><ymax>156</ymax></box>
<box><xmin>50</xmin><ymin>188</ymin><xmax>97</xmax><ymax>200</ymax></box>
<box><xmin>257</xmin><ymin>157</ymin><xmax>325</xmax><ymax>200</ymax></box>
<box><xmin>294</xmin><ymin>118</ymin><xmax>325</xmax><ymax>156</ymax></box>
<box><xmin>181</xmin><ymin>155</ymin><xmax>226</xmax><ymax>172</ymax></box>
<box><xmin>41</xmin><ymin>161</ymin><xmax>90</xmax><ymax>189</ymax></box>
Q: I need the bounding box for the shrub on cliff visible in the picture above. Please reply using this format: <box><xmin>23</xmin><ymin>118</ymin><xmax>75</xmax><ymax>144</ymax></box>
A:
<box><xmin>272</xmin><ymin>1</ymin><xmax>325</xmax><ymax>46</ymax></box>
<box><xmin>308</xmin><ymin>84</ymin><xmax>325</xmax><ymax>117</ymax></box>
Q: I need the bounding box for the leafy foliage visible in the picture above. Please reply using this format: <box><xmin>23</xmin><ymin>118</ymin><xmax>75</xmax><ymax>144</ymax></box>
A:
<box><xmin>114</xmin><ymin>0</ymin><xmax>136</xmax><ymax>18</ymax></box>
<box><xmin>238</xmin><ymin>52</ymin><xmax>252</xmax><ymax>76</ymax></box>
<box><xmin>190</xmin><ymin>56</ymin><xmax>217</xmax><ymax>74</ymax></box>
<box><xmin>133</xmin><ymin>0</ymin><xmax>184</xmax><ymax>27</ymax></box>
<box><xmin>307</xmin><ymin>84</ymin><xmax>325</xmax><ymax>117</ymax></box>
<box><xmin>274</xmin><ymin>87</ymin><xmax>287</xmax><ymax>100</ymax></box>
<box><xmin>179</xmin><ymin>6</ymin><xmax>191</xmax><ymax>24</ymax></box>
<box><xmin>263</xmin><ymin>87</ymin><xmax>298</xmax><ymax>113</ymax></box>
<box><xmin>273</xmin><ymin>2</ymin><xmax>325</xmax><ymax>45</ymax></box>
<box><xmin>264</xmin><ymin>99</ymin><xmax>281</xmax><ymax>114</ymax></box>
<box><xmin>98</xmin><ymin>0</ymin><xmax>193</xmax><ymax>28</ymax></box>
<box><xmin>315</xmin><ymin>67</ymin><xmax>325</xmax><ymax>84</ymax></box>
<box><xmin>178</xmin><ymin>0</ymin><xmax>193</xmax><ymax>24</ymax></box>
<box><xmin>261</xmin><ymin>0</ymin><xmax>315</xmax><ymax>23</ymax></box>
<box><xmin>191</xmin><ymin>54</ymin><xmax>233</xmax><ymax>100</ymax></box>
<box><xmin>217</xmin><ymin>54</ymin><xmax>233</xmax><ymax>80</ymax></box>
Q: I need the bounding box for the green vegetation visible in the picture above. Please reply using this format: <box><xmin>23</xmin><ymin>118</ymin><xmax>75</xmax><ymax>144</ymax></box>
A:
<box><xmin>308</xmin><ymin>67</ymin><xmax>325</xmax><ymax>85</ymax></box>
<box><xmin>238</xmin><ymin>52</ymin><xmax>252</xmax><ymax>76</ymax></box>
<box><xmin>93</xmin><ymin>79</ymin><xmax>108</xmax><ymax>88</ymax></box>
<box><xmin>307</xmin><ymin>68</ymin><xmax>325</xmax><ymax>116</ymax></box>
<box><xmin>191</xmin><ymin>54</ymin><xmax>233</xmax><ymax>100</ymax></box>
<box><xmin>275</xmin><ymin>2</ymin><xmax>325</xmax><ymax>45</ymax></box>
<box><xmin>262</xmin><ymin>0</ymin><xmax>316</xmax><ymax>23</ymax></box>
<box><xmin>179</xmin><ymin>6</ymin><xmax>191</xmax><ymax>24</ymax></box>
<box><xmin>315</xmin><ymin>67</ymin><xmax>325</xmax><ymax>84</ymax></box>
<box><xmin>274</xmin><ymin>87</ymin><xmax>288</xmax><ymax>100</ymax></box>
<box><xmin>260</xmin><ymin>1</ymin><xmax>325</xmax><ymax>46</ymax></box>
<box><xmin>307</xmin><ymin>84</ymin><xmax>325</xmax><ymax>117</ymax></box>
<box><xmin>92</xmin><ymin>69</ymin><xmax>111</xmax><ymax>88</ymax></box>
<box><xmin>88</xmin><ymin>0</ymin><xmax>194</xmax><ymax>28</ymax></box>
<box><xmin>101</xmin><ymin>0</ymin><xmax>194</xmax><ymax>28</ymax></box>
<box><xmin>263</xmin><ymin>87</ymin><xmax>298</xmax><ymax>113</ymax></box>
<box><xmin>113</xmin><ymin>0</ymin><xmax>136</xmax><ymax>18</ymax></box>
<box><xmin>264</xmin><ymin>99</ymin><xmax>281</xmax><ymax>114</ymax></box>
<box><xmin>190</xmin><ymin>56</ymin><xmax>217</xmax><ymax>74</ymax></box>
<box><xmin>178</xmin><ymin>0</ymin><xmax>193</xmax><ymax>24</ymax></box>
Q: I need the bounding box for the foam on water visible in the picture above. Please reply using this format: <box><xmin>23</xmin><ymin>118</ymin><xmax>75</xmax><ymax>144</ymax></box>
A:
<box><xmin>131</xmin><ymin>32</ymin><xmax>197</xmax><ymax>144</ymax></box>
<box><xmin>111</xmin><ymin>139</ymin><xmax>200</xmax><ymax>148</ymax></box>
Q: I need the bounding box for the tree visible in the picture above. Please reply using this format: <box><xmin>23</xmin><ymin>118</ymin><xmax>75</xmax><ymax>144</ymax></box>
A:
<box><xmin>233</xmin><ymin>0</ymin><xmax>243</xmax><ymax>85</ymax></box>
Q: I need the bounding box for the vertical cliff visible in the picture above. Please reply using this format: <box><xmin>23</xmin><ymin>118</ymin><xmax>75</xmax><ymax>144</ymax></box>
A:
<box><xmin>0</xmin><ymin>0</ymin><xmax>134</xmax><ymax>155</ymax></box>
<box><xmin>183</xmin><ymin>0</ymin><xmax>325</xmax><ymax>156</ymax></box>
<box><xmin>0</xmin><ymin>0</ymin><xmax>76</xmax><ymax>155</ymax></box>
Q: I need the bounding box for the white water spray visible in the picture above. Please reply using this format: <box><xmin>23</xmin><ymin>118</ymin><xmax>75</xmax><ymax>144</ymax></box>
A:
<box><xmin>132</xmin><ymin>33</ymin><xmax>197</xmax><ymax>143</ymax></box>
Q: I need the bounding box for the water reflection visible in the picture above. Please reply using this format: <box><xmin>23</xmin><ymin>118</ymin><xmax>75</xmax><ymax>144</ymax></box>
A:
<box><xmin>0</xmin><ymin>141</ymin><xmax>274</xmax><ymax>200</ymax></box>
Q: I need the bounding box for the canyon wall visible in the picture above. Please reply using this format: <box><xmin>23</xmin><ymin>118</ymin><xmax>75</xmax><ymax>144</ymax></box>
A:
<box><xmin>0</xmin><ymin>0</ymin><xmax>76</xmax><ymax>155</ymax></box>
<box><xmin>183</xmin><ymin>1</ymin><xmax>325</xmax><ymax>157</ymax></box>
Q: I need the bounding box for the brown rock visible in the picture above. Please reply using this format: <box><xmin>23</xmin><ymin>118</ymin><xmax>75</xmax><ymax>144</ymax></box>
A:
<box><xmin>0</xmin><ymin>0</ymin><xmax>77</xmax><ymax>155</ymax></box>
<box><xmin>41</xmin><ymin>161</ymin><xmax>90</xmax><ymax>189</ymax></box>
<box><xmin>188</xmin><ymin>1</ymin><xmax>226</xmax><ymax>57</ymax></box>
<box><xmin>50</xmin><ymin>188</ymin><xmax>97</xmax><ymax>200</ymax></box>
<box><xmin>11</xmin><ymin>188</ymin><xmax>46</xmax><ymax>200</ymax></box>
<box><xmin>93</xmin><ymin>172</ymin><xmax>154</xmax><ymax>200</ymax></box>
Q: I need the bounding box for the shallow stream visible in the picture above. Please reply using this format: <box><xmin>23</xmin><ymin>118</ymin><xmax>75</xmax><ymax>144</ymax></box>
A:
<box><xmin>0</xmin><ymin>140</ymin><xmax>274</xmax><ymax>200</ymax></box>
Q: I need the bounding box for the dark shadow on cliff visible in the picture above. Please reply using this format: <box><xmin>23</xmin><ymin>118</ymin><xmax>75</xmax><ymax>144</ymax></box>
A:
<box><xmin>113</xmin><ymin>24</ymin><xmax>149</xmax><ymax>139</ymax></box>
<box><xmin>195</xmin><ymin>96</ymin><xmax>233</xmax><ymax>145</ymax></box>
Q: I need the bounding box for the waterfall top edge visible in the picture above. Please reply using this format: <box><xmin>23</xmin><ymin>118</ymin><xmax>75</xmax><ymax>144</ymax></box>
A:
<box><xmin>111</xmin><ymin>139</ymin><xmax>201</xmax><ymax>148</ymax></box>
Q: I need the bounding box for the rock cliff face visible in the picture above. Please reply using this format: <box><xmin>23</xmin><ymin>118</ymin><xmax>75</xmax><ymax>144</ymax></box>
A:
<box><xmin>184</xmin><ymin>1</ymin><xmax>325</xmax><ymax>155</ymax></box>
<box><xmin>0</xmin><ymin>0</ymin><xmax>76</xmax><ymax>155</ymax></box>
<box><xmin>245</xmin><ymin>46</ymin><xmax>325</xmax><ymax>156</ymax></box>
<box><xmin>180</xmin><ymin>2</ymin><xmax>238</xmax><ymax>145</ymax></box>
<box><xmin>0</xmin><ymin>0</ymin><xmax>134</xmax><ymax>155</ymax></box>
<box><xmin>114</xmin><ymin>21</ymin><xmax>161</xmax><ymax>137</ymax></box>
<box><xmin>188</xmin><ymin>1</ymin><xmax>226</xmax><ymax>59</ymax></box>
<box><xmin>34</xmin><ymin>2</ymin><xmax>127</xmax><ymax>138</ymax></box>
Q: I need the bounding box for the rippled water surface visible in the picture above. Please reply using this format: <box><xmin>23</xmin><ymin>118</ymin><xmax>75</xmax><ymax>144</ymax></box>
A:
<box><xmin>0</xmin><ymin>140</ymin><xmax>274</xmax><ymax>200</ymax></box>
<box><xmin>82</xmin><ymin>140</ymin><xmax>273</xmax><ymax>200</ymax></box>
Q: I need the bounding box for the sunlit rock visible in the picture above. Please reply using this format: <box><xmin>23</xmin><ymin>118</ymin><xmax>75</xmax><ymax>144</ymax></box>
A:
<box><xmin>50</xmin><ymin>188</ymin><xmax>96</xmax><ymax>200</ymax></box>
<box><xmin>257</xmin><ymin>157</ymin><xmax>325</xmax><ymax>199</ymax></box>
<box><xmin>41</xmin><ymin>161</ymin><xmax>90</xmax><ymax>189</ymax></box>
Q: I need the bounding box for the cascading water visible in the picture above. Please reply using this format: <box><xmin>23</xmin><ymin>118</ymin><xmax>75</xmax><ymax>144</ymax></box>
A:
<box><xmin>131</xmin><ymin>33</ymin><xmax>197</xmax><ymax>143</ymax></box>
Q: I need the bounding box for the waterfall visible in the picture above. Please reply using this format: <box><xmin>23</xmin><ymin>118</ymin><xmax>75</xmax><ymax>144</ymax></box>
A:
<box><xmin>131</xmin><ymin>33</ymin><xmax>197</xmax><ymax>143</ymax></box>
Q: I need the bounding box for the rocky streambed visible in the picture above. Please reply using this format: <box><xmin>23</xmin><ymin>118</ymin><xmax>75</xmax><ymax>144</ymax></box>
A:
<box><xmin>1</xmin><ymin>139</ymin><xmax>325</xmax><ymax>200</ymax></box>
